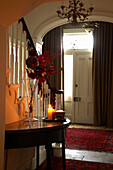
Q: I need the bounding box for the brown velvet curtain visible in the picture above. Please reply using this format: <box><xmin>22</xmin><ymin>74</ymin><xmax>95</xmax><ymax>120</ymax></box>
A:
<box><xmin>93</xmin><ymin>21</ymin><xmax>113</xmax><ymax>128</ymax></box>
<box><xmin>42</xmin><ymin>26</ymin><xmax>63</xmax><ymax>90</ymax></box>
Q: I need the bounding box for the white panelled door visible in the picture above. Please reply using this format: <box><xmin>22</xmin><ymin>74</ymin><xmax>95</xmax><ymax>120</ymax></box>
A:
<box><xmin>74</xmin><ymin>51</ymin><xmax>93</xmax><ymax>124</ymax></box>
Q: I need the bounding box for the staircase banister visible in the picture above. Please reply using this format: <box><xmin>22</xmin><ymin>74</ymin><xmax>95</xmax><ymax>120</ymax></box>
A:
<box><xmin>18</xmin><ymin>17</ymin><xmax>53</xmax><ymax>90</ymax></box>
<box><xmin>18</xmin><ymin>17</ymin><xmax>36</xmax><ymax>50</ymax></box>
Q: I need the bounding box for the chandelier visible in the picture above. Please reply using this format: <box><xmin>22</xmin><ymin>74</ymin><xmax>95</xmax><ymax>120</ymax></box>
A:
<box><xmin>56</xmin><ymin>0</ymin><xmax>94</xmax><ymax>25</ymax></box>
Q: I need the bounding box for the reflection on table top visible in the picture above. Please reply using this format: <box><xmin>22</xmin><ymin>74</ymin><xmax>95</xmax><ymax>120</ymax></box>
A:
<box><xmin>5</xmin><ymin>117</ymin><xmax>71</xmax><ymax>133</ymax></box>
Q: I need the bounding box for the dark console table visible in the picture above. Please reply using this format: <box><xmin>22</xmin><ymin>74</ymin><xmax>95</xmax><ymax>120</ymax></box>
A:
<box><xmin>5</xmin><ymin>117</ymin><xmax>71</xmax><ymax>170</ymax></box>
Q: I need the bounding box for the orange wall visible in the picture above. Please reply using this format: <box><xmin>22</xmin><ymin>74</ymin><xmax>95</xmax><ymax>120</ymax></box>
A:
<box><xmin>0</xmin><ymin>25</ymin><xmax>6</xmax><ymax>170</ymax></box>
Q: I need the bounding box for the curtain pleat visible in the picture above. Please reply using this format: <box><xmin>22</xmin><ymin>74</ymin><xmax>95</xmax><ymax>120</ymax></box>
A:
<box><xmin>93</xmin><ymin>22</ymin><xmax>113</xmax><ymax>127</ymax></box>
<box><xmin>42</xmin><ymin>26</ymin><xmax>63</xmax><ymax>90</ymax></box>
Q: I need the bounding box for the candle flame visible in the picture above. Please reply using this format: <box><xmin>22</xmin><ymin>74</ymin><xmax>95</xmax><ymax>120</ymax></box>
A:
<box><xmin>48</xmin><ymin>104</ymin><xmax>52</xmax><ymax>109</ymax></box>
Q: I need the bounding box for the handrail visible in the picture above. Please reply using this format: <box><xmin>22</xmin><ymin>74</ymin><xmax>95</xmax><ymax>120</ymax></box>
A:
<box><xmin>18</xmin><ymin>18</ymin><xmax>52</xmax><ymax>87</ymax></box>
<box><xmin>18</xmin><ymin>17</ymin><xmax>36</xmax><ymax>50</ymax></box>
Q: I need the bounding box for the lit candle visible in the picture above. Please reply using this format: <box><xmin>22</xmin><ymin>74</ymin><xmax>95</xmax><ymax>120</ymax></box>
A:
<box><xmin>48</xmin><ymin>104</ymin><xmax>53</xmax><ymax>120</ymax></box>
<box><xmin>52</xmin><ymin>109</ymin><xmax>55</xmax><ymax>120</ymax></box>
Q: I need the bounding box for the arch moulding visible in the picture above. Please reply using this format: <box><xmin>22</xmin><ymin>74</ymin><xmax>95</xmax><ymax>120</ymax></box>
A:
<box><xmin>34</xmin><ymin>11</ymin><xmax>113</xmax><ymax>44</ymax></box>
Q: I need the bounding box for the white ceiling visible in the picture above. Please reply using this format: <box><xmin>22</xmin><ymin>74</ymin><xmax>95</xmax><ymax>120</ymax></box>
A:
<box><xmin>1</xmin><ymin>0</ymin><xmax>113</xmax><ymax>43</ymax></box>
<box><xmin>24</xmin><ymin>0</ymin><xmax>113</xmax><ymax>44</ymax></box>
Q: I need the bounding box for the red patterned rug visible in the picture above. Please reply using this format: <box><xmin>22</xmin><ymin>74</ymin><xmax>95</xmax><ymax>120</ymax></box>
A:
<box><xmin>65</xmin><ymin>128</ymin><xmax>113</xmax><ymax>152</ymax></box>
<box><xmin>39</xmin><ymin>157</ymin><xmax>113</xmax><ymax>170</ymax></box>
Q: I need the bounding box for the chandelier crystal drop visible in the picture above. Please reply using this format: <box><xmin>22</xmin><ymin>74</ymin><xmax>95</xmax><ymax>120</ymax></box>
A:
<box><xmin>56</xmin><ymin>0</ymin><xmax>94</xmax><ymax>25</ymax></box>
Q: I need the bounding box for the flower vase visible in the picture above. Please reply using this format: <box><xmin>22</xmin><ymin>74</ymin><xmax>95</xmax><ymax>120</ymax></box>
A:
<box><xmin>23</xmin><ymin>79</ymin><xmax>38</xmax><ymax>122</ymax></box>
<box><xmin>25</xmin><ymin>101</ymin><xmax>37</xmax><ymax>122</ymax></box>
<box><xmin>28</xmin><ymin>101</ymin><xmax>33</xmax><ymax>120</ymax></box>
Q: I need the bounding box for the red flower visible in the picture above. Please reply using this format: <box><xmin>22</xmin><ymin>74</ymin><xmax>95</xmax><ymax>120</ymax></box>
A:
<box><xmin>29</xmin><ymin>49</ymin><xmax>37</xmax><ymax>56</ymax></box>
<box><xmin>38</xmin><ymin>55</ymin><xmax>44</xmax><ymax>62</ymax></box>
<box><xmin>28</xmin><ymin>72</ymin><xmax>36</xmax><ymax>79</ymax></box>
<box><xmin>39</xmin><ymin>76</ymin><xmax>47</xmax><ymax>84</ymax></box>
<box><xmin>46</xmin><ymin>67</ymin><xmax>55</xmax><ymax>75</ymax></box>
<box><xmin>44</xmin><ymin>51</ymin><xmax>50</xmax><ymax>58</ymax></box>
<box><xmin>26</xmin><ymin>49</ymin><xmax>60</xmax><ymax>84</ymax></box>
<box><xmin>47</xmin><ymin>58</ymin><xmax>52</xmax><ymax>64</ymax></box>
<box><xmin>42</xmin><ymin>72</ymin><xmax>46</xmax><ymax>76</ymax></box>
<box><xmin>40</xmin><ymin>60</ymin><xmax>47</xmax><ymax>67</ymax></box>
<box><xmin>26</xmin><ymin>56</ymin><xmax>37</xmax><ymax>69</ymax></box>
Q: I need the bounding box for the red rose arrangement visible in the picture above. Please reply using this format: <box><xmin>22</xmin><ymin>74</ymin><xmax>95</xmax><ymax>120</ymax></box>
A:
<box><xmin>26</xmin><ymin>49</ymin><xmax>59</xmax><ymax>85</ymax></box>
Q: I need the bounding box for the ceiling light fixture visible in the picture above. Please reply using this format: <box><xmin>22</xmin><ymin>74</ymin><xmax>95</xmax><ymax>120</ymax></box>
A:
<box><xmin>82</xmin><ymin>21</ymin><xmax>99</xmax><ymax>33</ymax></box>
<box><xmin>56</xmin><ymin>0</ymin><xmax>94</xmax><ymax>26</ymax></box>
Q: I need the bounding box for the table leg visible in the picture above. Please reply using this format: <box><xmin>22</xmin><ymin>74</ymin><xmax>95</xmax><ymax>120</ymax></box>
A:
<box><xmin>62</xmin><ymin>139</ymin><xmax>66</xmax><ymax>170</ymax></box>
<box><xmin>45</xmin><ymin>143</ymin><xmax>52</xmax><ymax>170</ymax></box>
<box><xmin>36</xmin><ymin>146</ymin><xmax>39</xmax><ymax>169</ymax></box>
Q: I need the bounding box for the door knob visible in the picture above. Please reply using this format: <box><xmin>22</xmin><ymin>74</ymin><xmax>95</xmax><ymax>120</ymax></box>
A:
<box><xmin>75</xmin><ymin>84</ymin><xmax>78</xmax><ymax>87</ymax></box>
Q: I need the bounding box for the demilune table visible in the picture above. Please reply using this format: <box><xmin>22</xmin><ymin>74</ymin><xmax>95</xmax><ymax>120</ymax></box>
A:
<box><xmin>5</xmin><ymin>117</ymin><xmax>71</xmax><ymax>170</ymax></box>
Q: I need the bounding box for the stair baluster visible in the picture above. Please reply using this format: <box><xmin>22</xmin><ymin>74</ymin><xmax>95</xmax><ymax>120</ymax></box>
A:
<box><xmin>15</xmin><ymin>22</ymin><xmax>19</xmax><ymax>84</ymax></box>
<box><xmin>6</xmin><ymin>19</ymin><xmax>59</xmax><ymax>121</ymax></box>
